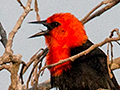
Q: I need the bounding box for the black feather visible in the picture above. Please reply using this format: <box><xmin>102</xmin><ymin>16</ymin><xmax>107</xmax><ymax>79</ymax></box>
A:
<box><xmin>51</xmin><ymin>39</ymin><xmax>119</xmax><ymax>90</ymax></box>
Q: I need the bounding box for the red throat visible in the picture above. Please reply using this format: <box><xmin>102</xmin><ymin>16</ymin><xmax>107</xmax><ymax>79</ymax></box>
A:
<box><xmin>46</xmin><ymin>46</ymin><xmax>72</xmax><ymax>76</ymax></box>
<box><xmin>45</xmin><ymin>13</ymin><xmax>88</xmax><ymax>76</ymax></box>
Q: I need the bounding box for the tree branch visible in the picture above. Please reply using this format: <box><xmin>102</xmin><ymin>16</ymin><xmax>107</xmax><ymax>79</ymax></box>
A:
<box><xmin>34</xmin><ymin>0</ymin><xmax>40</xmax><ymax>21</ymax></box>
<box><xmin>81</xmin><ymin>0</ymin><xmax>120</xmax><ymax>24</ymax></box>
<box><xmin>110</xmin><ymin>57</ymin><xmax>120</xmax><ymax>70</ymax></box>
<box><xmin>5</xmin><ymin>0</ymin><xmax>32</xmax><ymax>55</ymax></box>
<box><xmin>0</xmin><ymin>64</ymin><xmax>11</xmax><ymax>72</ymax></box>
<box><xmin>17</xmin><ymin>0</ymin><xmax>25</xmax><ymax>9</ymax></box>
<box><xmin>28</xmin><ymin>79</ymin><xmax>51</xmax><ymax>90</ymax></box>
<box><xmin>0</xmin><ymin>0</ymin><xmax>33</xmax><ymax>90</ymax></box>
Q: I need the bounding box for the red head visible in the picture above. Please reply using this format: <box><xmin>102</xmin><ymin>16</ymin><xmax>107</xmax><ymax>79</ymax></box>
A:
<box><xmin>29</xmin><ymin>13</ymin><xmax>88</xmax><ymax>76</ymax></box>
<box><xmin>45</xmin><ymin>13</ymin><xmax>87</xmax><ymax>48</ymax></box>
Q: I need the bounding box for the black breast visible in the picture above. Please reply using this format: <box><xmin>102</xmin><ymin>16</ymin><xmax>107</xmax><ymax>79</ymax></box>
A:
<box><xmin>51</xmin><ymin>39</ymin><xmax>119</xmax><ymax>90</ymax></box>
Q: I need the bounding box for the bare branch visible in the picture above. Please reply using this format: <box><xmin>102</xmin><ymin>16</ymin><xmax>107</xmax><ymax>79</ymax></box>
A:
<box><xmin>21</xmin><ymin>48</ymin><xmax>45</xmax><ymax>75</ymax></box>
<box><xmin>0</xmin><ymin>0</ymin><xmax>33</xmax><ymax>90</ymax></box>
<box><xmin>28</xmin><ymin>79</ymin><xmax>51</xmax><ymax>90</ymax></box>
<box><xmin>34</xmin><ymin>0</ymin><xmax>40</xmax><ymax>21</ymax></box>
<box><xmin>103</xmin><ymin>0</ymin><xmax>116</xmax><ymax>4</ymax></box>
<box><xmin>19</xmin><ymin>48</ymin><xmax>48</xmax><ymax>86</ymax></box>
<box><xmin>19</xmin><ymin>61</ymin><xmax>27</xmax><ymax>84</ymax></box>
<box><xmin>110</xmin><ymin>57</ymin><xmax>120</xmax><ymax>70</ymax></box>
<box><xmin>0</xmin><ymin>64</ymin><xmax>11</xmax><ymax>72</ymax></box>
<box><xmin>81</xmin><ymin>0</ymin><xmax>120</xmax><ymax>24</ymax></box>
<box><xmin>5</xmin><ymin>0</ymin><xmax>32</xmax><ymax>55</ymax></box>
<box><xmin>17</xmin><ymin>0</ymin><xmax>25</xmax><ymax>9</ymax></box>
<box><xmin>81</xmin><ymin>1</ymin><xmax>104</xmax><ymax>23</ymax></box>
<box><xmin>26</xmin><ymin>48</ymin><xmax>48</xmax><ymax>89</ymax></box>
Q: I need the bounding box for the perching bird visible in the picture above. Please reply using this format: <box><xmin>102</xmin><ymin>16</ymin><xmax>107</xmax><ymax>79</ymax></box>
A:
<box><xmin>29</xmin><ymin>13</ymin><xmax>119</xmax><ymax>90</ymax></box>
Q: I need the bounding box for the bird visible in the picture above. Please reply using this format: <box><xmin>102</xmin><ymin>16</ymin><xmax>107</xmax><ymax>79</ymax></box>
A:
<box><xmin>29</xmin><ymin>13</ymin><xmax>119</xmax><ymax>90</ymax></box>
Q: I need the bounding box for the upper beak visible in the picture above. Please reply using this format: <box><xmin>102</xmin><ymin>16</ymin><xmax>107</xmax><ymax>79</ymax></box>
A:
<box><xmin>28</xmin><ymin>20</ymin><xmax>51</xmax><ymax>38</ymax></box>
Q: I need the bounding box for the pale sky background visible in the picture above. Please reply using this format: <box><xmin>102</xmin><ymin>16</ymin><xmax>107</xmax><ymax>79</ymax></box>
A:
<box><xmin>0</xmin><ymin>0</ymin><xmax>120</xmax><ymax>90</ymax></box>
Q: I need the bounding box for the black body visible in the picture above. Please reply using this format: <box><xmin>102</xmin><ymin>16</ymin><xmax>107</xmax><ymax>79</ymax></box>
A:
<box><xmin>51</xmin><ymin>40</ymin><xmax>119</xmax><ymax>90</ymax></box>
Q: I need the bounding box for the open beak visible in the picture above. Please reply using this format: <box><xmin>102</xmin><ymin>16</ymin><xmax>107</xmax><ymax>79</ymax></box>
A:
<box><xmin>28</xmin><ymin>20</ymin><xmax>51</xmax><ymax>38</ymax></box>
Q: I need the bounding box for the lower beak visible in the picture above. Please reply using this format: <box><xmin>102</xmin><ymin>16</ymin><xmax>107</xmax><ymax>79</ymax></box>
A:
<box><xmin>29</xmin><ymin>30</ymin><xmax>49</xmax><ymax>38</ymax></box>
<box><xmin>28</xmin><ymin>20</ymin><xmax>50</xmax><ymax>38</ymax></box>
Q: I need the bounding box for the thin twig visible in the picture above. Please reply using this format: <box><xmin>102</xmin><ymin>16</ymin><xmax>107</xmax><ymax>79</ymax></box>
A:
<box><xmin>5</xmin><ymin>0</ymin><xmax>32</xmax><ymax>55</ymax></box>
<box><xmin>0</xmin><ymin>64</ymin><xmax>11</xmax><ymax>72</ymax></box>
<box><xmin>116</xmin><ymin>41</ymin><xmax>120</xmax><ymax>45</ymax></box>
<box><xmin>0</xmin><ymin>0</ymin><xmax>33</xmax><ymax>90</ymax></box>
<box><xmin>81</xmin><ymin>0</ymin><xmax>120</xmax><ymax>24</ymax></box>
<box><xmin>28</xmin><ymin>79</ymin><xmax>51</xmax><ymax>90</ymax></box>
<box><xmin>17</xmin><ymin>0</ymin><xmax>25</xmax><ymax>9</ymax></box>
<box><xmin>81</xmin><ymin>1</ymin><xmax>104</xmax><ymax>23</ymax></box>
<box><xmin>26</xmin><ymin>48</ymin><xmax>48</xmax><ymax>89</ymax></box>
<box><xmin>21</xmin><ymin>48</ymin><xmax>44</xmax><ymax>75</ymax></box>
<box><xmin>107</xmin><ymin>42</ymin><xmax>113</xmax><ymax>78</ymax></box>
<box><xmin>19</xmin><ymin>61</ymin><xmax>27</xmax><ymax>84</ymax></box>
<box><xmin>34</xmin><ymin>0</ymin><xmax>40</xmax><ymax>21</ymax></box>
<box><xmin>110</xmin><ymin>57</ymin><xmax>120</xmax><ymax>70</ymax></box>
<box><xmin>110</xmin><ymin>43</ymin><xmax>113</xmax><ymax>64</ymax></box>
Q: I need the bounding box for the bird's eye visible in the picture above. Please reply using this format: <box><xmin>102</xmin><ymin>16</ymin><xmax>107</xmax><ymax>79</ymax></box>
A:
<box><xmin>51</xmin><ymin>22</ymin><xmax>60</xmax><ymax>28</ymax></box>
<box><xmin>54</xmin><ymin>22</ymin><xmax>60</xmax><ymax>27</ymax></box>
